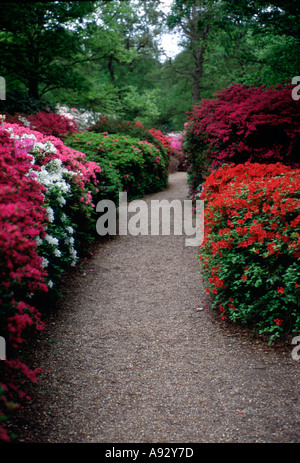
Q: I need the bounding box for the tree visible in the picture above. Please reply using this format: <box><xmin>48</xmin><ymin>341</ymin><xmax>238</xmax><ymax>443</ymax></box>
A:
<box><xmin>66</xmin><ymin>0</ymin><xmax>165</xmax><ymax>124</ymax></box>
<box><xmin>222</xmin><ymin>0</ymin><xmax>300</xmax><ymax>38</ymax></box>
<box><xmin>166</xmin><ymin>0</ymin><xmax>218</xmax><ymax>104</ymax></box>
<box><xmin>0</xmin><ymin>2</ymin><xmax>96</xmax><ymax>100</ymax></box>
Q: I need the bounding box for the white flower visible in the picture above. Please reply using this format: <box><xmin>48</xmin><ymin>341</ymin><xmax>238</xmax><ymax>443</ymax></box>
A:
<box><xmin>21</xmin><ymin>133</ymin><xmax>35</xmax><ymax>140</ymax></box>
<box><xmin>54</xmin><ymin>248</ymin><xmax>61</xmax><ymax>257</ymax></box>
<box><xmin>42</xmin><ymin>257</ymin><xmax>49</xmax><ymax>268</ymax></box>
<box><xmin>48</xmin><ymin>280</ymin><xmax>54</xmax><ymax>289</ymax></box>
<box><xmin>45</xmin><ymin>234</ymin><xmax>59</xmax><ymax>246</ymax></box>
<box><xmin>47</xmin><ymin>207</ymin><xmax>55</xmax><ymax>223</ymax></box>
<box><xmin>66</xmin><ymin>226</ymin><xmax>74</xmax><ymax>234</ymax></box>
<box><xmin>65</xmin><ymin>236</ymin><xmax>74</xmax><ymax>246</ymax></box>
<box><xmin>57</xmin><ymin>196</ymin><xmax>66</xmax><ymax>206</ymax></box>
<box><xmin>36</xmin><ymin>236</ymin><xmax>43</xmax><ymax>246</ymax></box>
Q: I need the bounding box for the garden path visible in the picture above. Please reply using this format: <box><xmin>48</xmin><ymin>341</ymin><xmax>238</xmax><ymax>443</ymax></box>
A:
<box><xmin>14</xmin><ymin>172</ymin><xmax>300</xmax><ymax>443</ymax></box>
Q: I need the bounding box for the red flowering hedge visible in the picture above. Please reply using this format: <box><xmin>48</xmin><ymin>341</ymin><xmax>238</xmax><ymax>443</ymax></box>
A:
<box><xmin>3</xmin><ymin>110</ymin><xmax>79</xmax><ymax>138</ymax></box>
<box><xmin>0</xmin><ymin>128</ymin><xmax>48</xmax><ymax>441</ymax></box>
<box><xmin>199</xmin><ymin>162</ymin><xmax>300</xmax><ymax>343</ymax></box>
<box><xmin>184</xmin><ymin>83</ymin><xmax>300</xmax><ymax>196</ymax></box>
<box><xmin>0</xmin><ymin>120</ymin><xmax>101</xmax><ymax>441</ymax></box>
<box><xmin>148</xmin><ymin>128</ymin><xmax>177</xmax><ymax>158</ymax></box>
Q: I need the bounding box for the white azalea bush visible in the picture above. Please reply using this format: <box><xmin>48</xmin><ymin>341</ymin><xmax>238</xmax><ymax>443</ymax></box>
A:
<box><xmin>34</xmin><ymin>158</ymin><xmax>79</xmax><ymax>289</ymax></box>
<box><xmin>2</xmin><ymin>119</ymin><xmax>101</xmax><ymax>292</ymax></box>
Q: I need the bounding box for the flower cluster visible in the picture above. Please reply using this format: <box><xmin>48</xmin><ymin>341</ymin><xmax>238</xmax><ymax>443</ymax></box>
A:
<box><xmin>199</xmin><ymin>162</ymin><xmax>300</xmax><ymax>343</ymax></box>
<box><xmin>4</xmin><ymin>110</ymin><xmax>80</xmax><ymax>138</ymax></box>
<box><xmin>0</xmin><ymin>119</ymin><xmax>102</xmax><ymax>440</ymax></box>
<box><xmin>184</xmin><ymin>83</ymin><xmax>300</xmax><ymax>196</ymax></box>
<box><xmin>56</xmin><ymin>104</ymin><xmax>102</xmax><ymax>132</ymax></box>
<box><xmin>148</xmin><ymin>128</ymin><xmax>175</xmax><ymax>158</ymax></box>
<box><xmin>167</xmin><ymin>132</ymin><xmax>187</xmax><ymax>170</ymax></box>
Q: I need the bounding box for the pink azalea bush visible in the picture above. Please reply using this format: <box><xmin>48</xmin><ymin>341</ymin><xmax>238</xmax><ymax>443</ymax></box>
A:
<box><xmin>0</xmin><ymin>118</ymin><xmax>101</xmax><ymax>441</ymax></box>
<box><xmin>168</xmin><ymin>132</ymin><xmax>187</xmax><ymax>170</ymax></box>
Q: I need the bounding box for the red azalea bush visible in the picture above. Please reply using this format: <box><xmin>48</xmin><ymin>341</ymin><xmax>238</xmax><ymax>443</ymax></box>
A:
<box><xmin>3</xmin><ymin>122</ymin><xmax>101</xmax><ymax>211</ymax></box>
<box><xmin>184</xmin><ymin>83</ymin><xmax>300</xmax><ymax>196</ymax></box>
<box><xmin>199</xmin><ymin>162</ymin><xmax>300</xmax><ymax>343</ymax></box>
<box><xmin>3</xmin><ymin>110</ymin><xmax>79</xmax><ymax>138</ymax></box>
<box><xmin>0</xmin><ymin>127</ymin><xmax>49</xmax><ymax>440</ymax></box>
<box><xmin>148</xmin><ymin>128</ymin><xmax>175</xmax><ymax>158</ymax></box>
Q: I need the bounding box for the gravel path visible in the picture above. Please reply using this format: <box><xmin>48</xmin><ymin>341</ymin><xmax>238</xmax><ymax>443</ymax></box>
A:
<box><xmin>13</xmin><ymin>172</ymin><xmax>300</xmax><ymax>443</ymax></box>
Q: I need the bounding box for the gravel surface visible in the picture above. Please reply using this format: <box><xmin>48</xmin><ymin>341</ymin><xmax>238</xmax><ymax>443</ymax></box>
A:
<box><xmin>12</xmin><ymin>172</ymin><xmax>300</xmax><ymax>443</ymax></box>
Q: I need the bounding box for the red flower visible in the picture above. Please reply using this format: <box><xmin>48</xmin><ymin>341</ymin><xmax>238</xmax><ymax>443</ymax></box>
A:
<box><xmin>241</xmin><ymin>275</ymin><xmax>247</xmax><ymax>281</ymax></box>
<box><xmin>277</xmin><ymin>287</ymin><xmax>284</xmax><ymax>294</ymax></box>
<box><xmin>274</xmin><ymin>318</ymin><xmax>283</xmax><ymax>326</ymax></box>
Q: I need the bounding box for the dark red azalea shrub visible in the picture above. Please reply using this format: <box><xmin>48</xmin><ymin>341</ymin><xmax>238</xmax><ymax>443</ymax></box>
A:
<box><xmin>199</xmin><ymin>162</ymin><xmax>300</xmax><ymax>343</ymax></box>
<box><xmin>3</xmin><ymin>111</ymin><xmax>79</xmax><ymax>138</ymax></box>
<box><xmin>26</xmin><ymin>111</ymin><xmax>79</xmax><ymax>137</ymax></box>
<box><xmin>184</xmin><ymin>83</ymin><xmax>300</xmax><ymax>196</ymax></box>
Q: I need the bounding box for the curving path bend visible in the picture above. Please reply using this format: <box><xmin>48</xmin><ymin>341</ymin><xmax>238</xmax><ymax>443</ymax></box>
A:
<box><xmin>13</xmin><ymin>172</ymin><xmax>300</xmax><ymax>443</ymax></box>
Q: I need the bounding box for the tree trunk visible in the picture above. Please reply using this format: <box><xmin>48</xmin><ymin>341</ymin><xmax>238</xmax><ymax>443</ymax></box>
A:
<box><xmin>108</xmin><ymin>55</ymin><xmax>116</xmax><ymax>83</ymax></box>
<box><xmin>28</xmin><ymin>78</ymin><xmax>39</xmax><ymax>100</ymax></box>
<box><xmin>191</xmin><ymin>24</ymin><xmax>210</xmax><ymax>104</ymax></box>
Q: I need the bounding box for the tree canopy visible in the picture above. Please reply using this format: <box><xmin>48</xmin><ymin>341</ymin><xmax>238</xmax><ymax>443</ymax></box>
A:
<box><xmin>0</xmin><ymin>0</ymin><xmax>299</xmax><ymax>130</ymax></box>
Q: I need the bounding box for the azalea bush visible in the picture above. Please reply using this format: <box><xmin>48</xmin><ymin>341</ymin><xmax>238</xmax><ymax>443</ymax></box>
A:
<box><xmin>168</xmin><ymin>132</ymin><xmax>187</xmax><ymax>170</ymax></box>
<box><xmin>3</xmin><ymin>110</ymin><xmax>79</xmax><ymax>138</ymax></box>
<box><xmin>87</xmin><ymin>116</ymin><xmax>170</xmax><ymax>166</ymax></box>
<box><xmin>199</xmin><ymin>162</ymin><xmax>300</xmax><ymax>343</ymax></box>
<box><xmin>0</xmin><ymin>118</ymin><xmax>101</xmax><ymax>441</ymax></box>
<box><xmin>64</xmin><ymin>131</ymin><xmax>169</xmax><ymax>200</ymax></box>
<box><xmin>0</xmin><ymin>127</ymin><xmax>48</xmax><ymax>441</ymax></box>
<box><xmin>56</xmin><ymin>104</ymin><xmax>101</xmax><ymax>132</ymax></box>
<box><xmin>184</xmin><ymin>83</ymin><xmax>300</xmax><ymax>196</ymax></box>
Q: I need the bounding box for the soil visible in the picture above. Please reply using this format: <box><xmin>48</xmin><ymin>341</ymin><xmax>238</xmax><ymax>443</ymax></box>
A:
<box><xmin>9</xmin><ymin>172</ymin><xmax>300</xmax><ymax>443</ymax></box>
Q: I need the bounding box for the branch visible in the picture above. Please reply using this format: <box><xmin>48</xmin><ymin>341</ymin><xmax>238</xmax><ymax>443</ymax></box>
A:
<box><xmin>165</xmin><ymin>58</ymin><xmax>193</xmax><ymax>77</ymax></box>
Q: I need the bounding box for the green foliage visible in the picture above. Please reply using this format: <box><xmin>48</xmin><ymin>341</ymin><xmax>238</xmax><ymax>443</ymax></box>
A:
<box><xmin>0</xmin><ymin>1</ymin><xmax>96</xmax><ymax>99</ymax></box>
<box><xmin>87</xmin><ymin>116</ymin><xmax>169</xmax><ymax>163</ymax></box>
<box><xmin>0</xmin><ymin>90</ymin><xmax>55</xmax><ymax>115</ymax></box>
<box><xmin>63</xmin><ymin>131</ymin><xmax>169</xmax><ymax>201</ymax></box>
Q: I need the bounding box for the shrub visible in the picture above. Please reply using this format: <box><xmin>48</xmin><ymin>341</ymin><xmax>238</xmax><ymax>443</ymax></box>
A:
<box><xmin>0</xmin><ymin>126</ymin><xmax>49</xmax><ymax>441</ymax></box>
<box><xmin>87</xmin><ymin>116</ymin><xmax>170</xmax><ymax>166</ymax></box>
<box><xmin>168</xmin><ymin>132</ymin><xmax>187</xmax><ymax>170</ymax></box>
<box><xmin>4</xmin><ymin>110</ymin><xmax>79</xmax><ymax>138</ymax></box>
<box><xmin>64</xmin><ymin>131</ymin><xmax>169</xmax><ymax>200</ymax></box>
<box><xmin>0</xmin><ymin>119</ymin><xmax>101</xmax><ymax>440</ymax></box>
<box><xmin>3</xmin><ymin>121</ymin><xmax>101</xmax><ymax>249</ymax></box>
<box><xmin>0</xmin><ymin>90</ymin><xmax>54</xmax><ymax>115</ymax></box>
<box><xmin>199</xmin><ymin>162</ymin><xmax>300</xmax><ymax>343</ymax></box>
<box><xmin>184</xmin><ymin>83</ymin><xmax>300</xmax><ymax>196</ymax></box>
